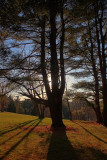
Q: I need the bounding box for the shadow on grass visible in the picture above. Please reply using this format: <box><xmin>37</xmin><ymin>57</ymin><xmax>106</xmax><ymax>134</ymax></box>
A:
<box><xmin>0</xmin><ymin>119</ymin><xmax>37</xmax><ymax>136</ymax></box>
<box><xmin>47</xmin><ymin>129</ymin><xmax>78</xmax><ymax>160</ymax></box>
<box><xmin>77</xmin><ymin>147</ymin><xmax>107</xmax><ymax>160</ymax></box>
<box><xmin>47</xmin><ymin>128</ymin><xmax>107</xmax><ymax>160</ymax></box>
<box><xmin>74</xmin><ymin>122</ymin><xmax>107</xmax><ymax>144</ymax></box>
<box><xmin>87</xmin><ymin>147</ymin><xmax>107</xmax><ymax>160</ymax></box>
<box><xmin>0</xmin><ymin>119</ymin><xmax>43</xmax><ymax>160</ymax></box>
<box><xmin>0</xmin><ymin>119</ymin><xmax>38</xmax><ymax>145</ymax></box>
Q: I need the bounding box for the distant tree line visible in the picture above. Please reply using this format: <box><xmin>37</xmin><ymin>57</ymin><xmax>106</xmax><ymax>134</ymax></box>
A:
<box><xmin>0</xmin><ymin>93</ymin><xmax>96</xmax><ymax>121</ymax></box>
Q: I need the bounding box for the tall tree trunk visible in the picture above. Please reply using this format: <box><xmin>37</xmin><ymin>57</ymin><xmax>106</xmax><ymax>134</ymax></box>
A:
<box><xmin>48</xmin><ymin>1</ymin><xmax>65</xmax><ymax>127</ymax></box>
<box><xmin>102</xmin><ymin>86</ymin><xmax>107</xmax><ymax>126</ymax></box>
<box><xmin>40</xmin><ymin>1</ymin><xmax>65</xmax><ymax>128</ymax></box>
<box><xmin>94</xmin><ymin>107</ymin><xmax>103</xmax><ymax>124</ymax></box>
<box><xmin>40</xmin><ymin>14</ymin><xmax>65</xmax><ymax>127</ymax></box>
<box><xmin>98</xmin><ymin>1</ymin><xmax>107</xmax><ymax>126</ymax></box>
<box><xmin>49</xmin><ymin>94</ymin><xmax>65</xmax><ymax>127</ymax></box>
<box><xmin>87</xmin><ymin>20</ymin><xmax>103</xmax><ymax>124</ymax></box>
<box><xmin>94</xmin><ymin>2</ymin><xmax>107</xmax><ymax>126</ymax></box>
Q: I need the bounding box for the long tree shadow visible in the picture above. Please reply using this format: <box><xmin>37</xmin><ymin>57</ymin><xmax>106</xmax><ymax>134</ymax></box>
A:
<box><xmin>74</xmin><ymin>122</ymin><xmax>107</xmax><ymax>144</ymax></box>
<box><xmin>47</xmin><ymin>128</ymin><xmax>107</xmax><ymax>160</ymax></box>
<box><xmin>0</xmin><ymin>119</ymin><xmax>37</xmax><ymax>136</ymax></box>
<box><xmin>0</xmin><ymin>118</ymin><xmax>43</xmax><ymax>160</ymax></box>
<box><xmin>85</xmin><ymin>147</ymin><xmax>107</xmax><ymax>160</ymax></box>
<box><xmin>0</xmin><ymin>119</ymin><xmax>38</xmax><ymax>145</ymax></box>
<box><xmin>47</xmin><ymin>129</ymin><xmax>78</xmax><ymax>160</ymax></box>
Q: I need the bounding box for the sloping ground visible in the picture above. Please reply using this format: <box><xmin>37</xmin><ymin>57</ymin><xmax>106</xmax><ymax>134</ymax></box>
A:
<box><xmin>0</xmin><ymin>112</ymin><xmax>107</xmax><ymax>160</ymax></box>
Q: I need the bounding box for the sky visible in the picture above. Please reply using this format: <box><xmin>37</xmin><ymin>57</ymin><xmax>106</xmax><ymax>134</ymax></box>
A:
<box><xmin>1</xmin><ymin>35</ymin><xmax>78</xmax><ymax>101</ymax></box>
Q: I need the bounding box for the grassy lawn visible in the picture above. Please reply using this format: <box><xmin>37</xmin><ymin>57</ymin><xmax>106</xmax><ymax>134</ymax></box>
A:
<box><xmin>0</xmin><ymin>112</ymin><xmax>107</xmax><ymax>160</ymax></box>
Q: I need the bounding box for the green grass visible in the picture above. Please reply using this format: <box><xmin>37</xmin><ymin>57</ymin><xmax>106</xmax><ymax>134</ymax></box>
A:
<box><xmin>0</xmin><ymin>112</ymin><xmax>107</xmax><ymax>160</ymax></box>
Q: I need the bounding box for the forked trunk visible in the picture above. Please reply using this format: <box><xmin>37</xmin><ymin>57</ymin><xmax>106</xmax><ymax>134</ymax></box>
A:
<box><xmin>41</xmin><ymin>1</ymin><xmax>65</xmax><ymax>128</ymax></box>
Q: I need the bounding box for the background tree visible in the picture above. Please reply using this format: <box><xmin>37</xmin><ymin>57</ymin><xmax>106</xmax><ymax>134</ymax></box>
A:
<box><xmin>15</xmin><ymin>96</ymin><xmax>24</xmax><ymax>114</ymax></box>
<box><xmin>0</xmin><ymin>94</ymin><xmax>8</xmax><ymax>112</ymax></box>
<box><xmin>7</xmin><ymin>95</ymin><xmax>16</xmax><ymax>113</ymax></box>
<box><xmin>63</xmin><ymin>84</ymin><xmax>73</xmax><ymax>120</ymax></box>
<box><xmin>0</xmin><ymin>83</ymin><xmax>10</xmax><ymax>111</ymax></box>
<box><xmin>66</xmin><ymin>0</ymin><xmax>106</xmax><ymax>125</ymax></box>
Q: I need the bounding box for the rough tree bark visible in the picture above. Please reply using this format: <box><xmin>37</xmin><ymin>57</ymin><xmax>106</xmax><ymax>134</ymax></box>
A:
<box><xmin>94</xmin><ymin>1</ymin><xmax>107</xmax><ymax>126</ymax></box>
<box><xmin>87</xmin><ymin>20</ymin><xmax>103</xmax><ymax>124</ymax></box>
<box><xmin>41</xmin><ymin>0</ymin><xmax>65</xmax><ymax>128</ymax></box>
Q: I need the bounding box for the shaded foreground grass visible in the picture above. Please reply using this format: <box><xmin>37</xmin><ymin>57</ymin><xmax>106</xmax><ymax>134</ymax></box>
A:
<box><xmin>0</xmin><ymin>112</ymin><xmax>107</xmax><ymax>160</ymax></box>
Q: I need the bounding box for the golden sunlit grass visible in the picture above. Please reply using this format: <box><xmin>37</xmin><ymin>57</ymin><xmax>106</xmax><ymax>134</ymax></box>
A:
<box><xmin>0</xmin><ymin>112</ymin><xmax>107</xmax><ymax>160</ymax></box>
